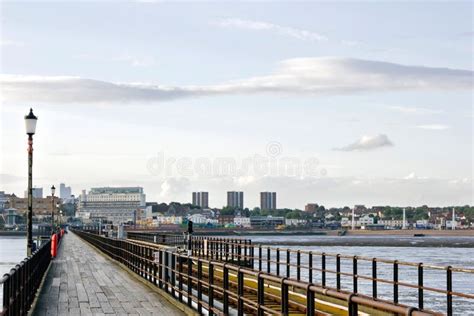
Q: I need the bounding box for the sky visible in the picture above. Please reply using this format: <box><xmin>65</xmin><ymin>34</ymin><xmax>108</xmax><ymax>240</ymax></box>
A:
<box><xmin>0</xmin><ymin>1</ymin><xmax>473</xmax><ymax>209</ymax></box>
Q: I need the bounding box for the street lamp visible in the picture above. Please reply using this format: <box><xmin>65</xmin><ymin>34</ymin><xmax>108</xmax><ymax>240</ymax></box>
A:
<box><xmin>51</xmin><ymin>185</ymin><xmax>56</xmax><ymax>233</ymax></box>
<box><xmin>25</xmin><ymin>108</ymin><xmax>38</xmax><ymax>256</ymax></box>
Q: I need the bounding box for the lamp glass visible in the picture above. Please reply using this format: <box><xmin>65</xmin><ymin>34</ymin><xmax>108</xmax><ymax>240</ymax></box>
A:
<box><xmin>51</xmin><ymin>185</ymin><xmax>56</xmax><ymax>195</ymax></box>
<box><xmin>24</xmin><ymin>109</ymin><xmax>38</xmax><ymax>135</ymax></box>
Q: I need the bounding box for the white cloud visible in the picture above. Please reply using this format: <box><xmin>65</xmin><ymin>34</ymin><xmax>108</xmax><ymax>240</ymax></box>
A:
<box><xmin>0</xmin><ymin>40</ymin><xmax>25</xmax><ymax>47</ymax></box>
<box><xmin>111</xmin><ymin>54</ymin><xmax>155</xmax><ymax>67</ymax></box>
<box><xmin>334</xmin><ymin>134</ymin><xmax>394</xmax><ymax>151</ymax></box>
<box><xmin>159</xmin><ymin>177</ymin><xmax>190</xmax><ymax>199</ymax></box>
<box><xmin>1</xmin><ymin>57</ymin><xmax>472</xmax><ymax>104</ymax></box>
<box><xmin>416</xmin><ymin>124</ymin><xmax>450</xmax><ymax>130</ymax></box>
<box><xmin>387</xmin><ymin>105</ymin><xmax>443</xmax><ymax>115</ymax></box>
<box><xmin>214</xmin><ymin>18</ymin><xmax>328</xmax><ymax>42</ymax></box>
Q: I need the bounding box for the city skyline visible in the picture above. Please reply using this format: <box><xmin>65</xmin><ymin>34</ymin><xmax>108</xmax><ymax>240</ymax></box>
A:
<box><xmin>1</xmin><ymin>2</ymin><xmax>472</xmax><ymax>208</ymax></box>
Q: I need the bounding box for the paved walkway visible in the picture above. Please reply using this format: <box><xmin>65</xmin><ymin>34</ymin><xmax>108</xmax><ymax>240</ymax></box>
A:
<box><xmin>33</xmin><ymin>232</ymin><xmax>184</xmax><ymax>315</ymax></box>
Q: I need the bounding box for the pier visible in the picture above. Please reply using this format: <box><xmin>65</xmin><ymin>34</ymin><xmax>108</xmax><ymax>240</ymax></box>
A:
<box><xmin>32</xmin><ymin>232</ymin><xmax>185</xmax><ymax>315</ymax></box>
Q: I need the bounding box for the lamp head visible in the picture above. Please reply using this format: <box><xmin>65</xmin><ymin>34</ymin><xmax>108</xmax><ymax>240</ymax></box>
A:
<box><xmin>24</xmin><ymin>108</ymin><xmax>38</xmax><ymax>136</ymax></box>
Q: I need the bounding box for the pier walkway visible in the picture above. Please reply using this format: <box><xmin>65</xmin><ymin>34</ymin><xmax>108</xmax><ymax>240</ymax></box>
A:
<box><xmin>32</xmin><ymin>233</ymin><xmax>185</xmax><ymax>316</ymax></box>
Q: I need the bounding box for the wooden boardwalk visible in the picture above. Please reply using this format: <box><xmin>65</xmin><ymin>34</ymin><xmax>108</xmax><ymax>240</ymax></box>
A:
<box><xmin>33</xmin><ymin>233</ymin><xmax>185</xmax><ymax>316</ymax></box>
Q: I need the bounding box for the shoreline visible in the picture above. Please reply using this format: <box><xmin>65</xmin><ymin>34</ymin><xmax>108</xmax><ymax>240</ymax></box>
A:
<box><xmin>251</xmin><ymin>236</ymin><xmax>474</xmax><ymax>248</ymax></box>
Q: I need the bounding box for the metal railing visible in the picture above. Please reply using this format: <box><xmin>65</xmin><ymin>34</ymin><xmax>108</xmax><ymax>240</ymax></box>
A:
<box><xmin>186</xmin><ymin>238</ymin><xmax>474</xmax><ymax>315</ymax></box>
<box><xmin>127</xmin><ymin>231</ymin><xmax>186</xmax><ymax>246</ymax></box>
<box><xmin>1</xmin><ymin>239</ymin><xmax>52</xmax><ymax>316</ymax></box>
<box><xmin>126</xmin><ymin>232</ymin><xmax>253</xmax><ymax>265</ymax></box>
<box><xmin>73</xmin><ymin>230</ymin><xmax>439</xmax><ymax>316</ymax></box>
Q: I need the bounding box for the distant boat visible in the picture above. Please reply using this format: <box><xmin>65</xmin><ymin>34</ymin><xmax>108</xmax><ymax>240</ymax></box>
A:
<box><xmin>414</xmin><ymin>233</ymin><xmax>425</xmax><ymax>237</ymax></box>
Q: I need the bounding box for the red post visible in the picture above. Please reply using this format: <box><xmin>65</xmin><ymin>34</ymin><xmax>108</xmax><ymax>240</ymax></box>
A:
<box><xmin>51</xmin><ymin>233</ymin><xmax>57</xmax><ymax>258</ymax></box>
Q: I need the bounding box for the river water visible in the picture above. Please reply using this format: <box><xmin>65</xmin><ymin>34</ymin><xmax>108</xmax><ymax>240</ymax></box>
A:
<box><xmin>245</xmin><ymin>235</ymin><xmax>474</xmax><ymax>315</ymax></box>
<box><xmin>1</xmin><ymin>236</ymin><xmax>473</xmax><ymax>314</ymax></box>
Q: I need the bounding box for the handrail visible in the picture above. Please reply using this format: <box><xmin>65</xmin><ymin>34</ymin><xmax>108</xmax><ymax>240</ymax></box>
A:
<box><xmin>0</xmin><ymin>239</ymin><xmax>52</xmax><ymax>316</ymax></box>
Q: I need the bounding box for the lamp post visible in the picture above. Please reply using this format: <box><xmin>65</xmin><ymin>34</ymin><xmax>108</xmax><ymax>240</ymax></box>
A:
<box><xmin>51</xmin><ymin>185</ymin><xmax>56</xmax><ymax>233</ymax></box>
<box><xmin>25</xmin><ymin>108</ymin><xmax>38</xmax><ymax>256</ymax></box>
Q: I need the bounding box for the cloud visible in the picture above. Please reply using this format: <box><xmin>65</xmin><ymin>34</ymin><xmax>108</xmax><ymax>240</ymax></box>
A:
<box><xmin>0</xmin><ymin>173</ymin><xmax>25</xmax><ymax>184</ymax></box>
<box><xmin>111</xmin><ymin>55</ymin><xmax>155</xmax><ymax>67</ymax></box>
<box><xmin>334</xmin><ymin>134</ymin><xmax>394</xmax><ymax>151</ymax></box>
<box><xmin>159</xmin><ymin>177</ymin><xmax>190</xmax><ymax>199</ymax></box>
<box><xmin>214</xmin><ymin>18</ymin><xmax>328</xmax><ymax>42</ymax></box>
<box><xmin>387</xmin><ymin>105</ymin><xmax>443</xmax><ymax>115</ymax></box>
<box><xmin>0</xmin><ymin>40</ymin><xmax>25</xmax><ymax>47</ymax></box>
<box><xmin>416</xmin><ymin>124</ymin><xmax>450</xmax><ymax>130</ymax></box>
<box><xmin>1</xmin><ymin>57</ymin><xmax>472</xmax><ymax>104</ymax></box>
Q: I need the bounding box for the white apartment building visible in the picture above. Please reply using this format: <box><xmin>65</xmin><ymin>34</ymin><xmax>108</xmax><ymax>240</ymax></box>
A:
<box><xmin>341</xmin><ymin>215</ymin><xmax>374</xmax><ymax>228</ymax></box>
<box><xmin>378</xmin><ymin>219</ymin><xmax>405</xmax><ymax>228</ymax></box>
<box><xmin>77</xmin><ymin>187</ymin><xmax>146</xmax><ymax>225</ymax></box>
<box><xmin>285</xmin><ymin>218</ymin><xmax>308</xmax><ymax>226</ymax></box>
<box><xmin>152</xmin><ymin>215</ymin><xmax>183</xmax><ymax>226</ymax></box>
<box><xmin>234</xmin><ymin>216</ymin><xmax>251</xmax><ymax>228</ymax></box>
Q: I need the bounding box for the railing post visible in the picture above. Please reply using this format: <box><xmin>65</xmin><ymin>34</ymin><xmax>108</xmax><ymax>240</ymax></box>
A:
<box><xmin>197</xmin><ymin>259</ymin><xmax>202</xmax><ymax>314</ymax></box>
<box><xmin>276</xmin><ymin>248</ymin><xmax>280</xmax><ymax>276</ymax></box>
<box><xmin>237</xmin><ymin>268</ymin><xmax>244</xmax><ymax>316</ymax></box>
<box><xmin>171</xmin><ymin>252</ymin><xmax>176</xmax><ymax>297</ymax></box>
<box><xmin>250</xmin><ymin>244</ymin><xmax>255</xmax><ymax>269</ymax></box>
<box><xmin>418</xmin><ymin>263</ymin><xmax>424</xmax><ymax>310</ymax></box>
<box><xmin>286</xmin><ymin>249</ymin><xmax>290</xmax><ymax>278</ymax></box>
<box><xmin>164</xmin><ymin>251</ymin><xmax>169</xmax><ymax>292</ymax></box>
<box><xmin>158</xmin><ymin>249</ymin><xmax>163</xmax><ymax>289</ymax></box>
<box><xmin>178</xmin><ymin>256</ymin><xmax>183</xmax><ymax>303</ymax></box>
<box><xmin>322</xmin><ymin>252</ymin><xmax>326</xmax><ymax>287</ymax></box>
<box><xmin>297</xmin><ymin>250</ymin><xmax>301</xmax><ymax>281</ymax></box>
<box><xmin>258</xmin><ymin>245</ymin><xmax>262</xmax><ymax>271</ymax></box>
<box><xmin>347</xmin><ymin>293</ymin><xmax>358</xmax><ymax>316</ymax></box>
<box><xmin>308</xmin><ymin>252</ymin><xmax>313</xmax><ymax>283</ymax></box>
<box><xmin>336</xmin><ymin>254</ymin><xmax>341</xmax><ymax>290</ymax></box>
<box><xmin>187</xmin><ymin>256</ymin><xmax>192</xmax><ymax>308</ymax></box>
<box><xmin>447</xmin><ymin>266</ymin><xmax>452</xmax><ymax>316</ymax></box>
<box><xmin>372</xmin><ymin>258</ymin><xmax>377</xmax><ymax>298</ymax></box>
<box><xmin>225</xmin><ymin>242</ymin><xmax>229</xmax><ymax>262</ymax></box>
<box><xmin>208</xmin><ymin>262</ymin><xmax>214</xmax><ymax>316</ymax></box>
<box><xmin>267</xmin><ymin>248</ymin><xmax>271</xmax><ymax>273</ymax></box>
<box><xmin>281</xmin><ymin>278</ymin><xmax>289</xmax><ymax>316</ymax></box>
<box><xmin>393</xmin><ymin>260</ymin><xmax>398</xmax><ymax>304</ymax></box>
<box><xmin>306</xmin><ymin>285</ymin><xmax>315</xmax><ymax>316</ymax></box>
<box><xmin>223</xmin><ymin>264</ymin><xmax>229</xmax><ymax>315</ymax></box>
<box><xmin>257</xmin><ymin>272</ymin><xmax>264</xmax><ymax>316</ymax></box>
<box><xmin>353</xmin><ymin>256</ymin><xmax>358</xmax><ymax>293</ymax></box>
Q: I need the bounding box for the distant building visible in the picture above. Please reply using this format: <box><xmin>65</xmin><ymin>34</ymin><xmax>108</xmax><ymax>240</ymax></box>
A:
<box><xmin>260</xmin><ymin>192</ymin><xmax>276</xmax><ymax>210</ymax></box>
<box><xmin>378</xmin><ymin>219</ymin><xmax>405</xmax><ymax>228</ymax></box>
<box><xmin>77</xmin><ymin>187</ymin><xmax>146</xmax><ymax>225</ymax></box>
<box><xmin>234</xmin><ymin>216</ymin><xmax>251</xmax><ymax>228</ymax></box>
<box><xmin>192</xmin><ymin>192</ymin><xmax>209</xmax><ymax>208</ymax></box>
<box><xmin>341</xmin><ymin>214</ymin><xmax>374</xmax><ymax>229</ymax></box>
<box><xmin>227</xmin><ymin>191</ymin><xmax>244</xmax><ymax>209</ymax></box>
<box><xmin>8</xmin><ymin>195</ymin><xmax>56</xmax><ymax>216</ymax></box>
<box><xmin>0</xmin><ymin>191</ymin><xmax>10</xmax><ymax>212</ymax></box>
<box><xmin>285</xmin><ymin>218</ymin><xmax>308</xmax><ymax>226</ymax></box>
<box><xmin>187</xmin><ymin>214</ymin><xmax>217</xmax><ymax>225</ymax></box>
<box><xmin>59</xmin><ymin>183</ymin><xmax>72</xmax><ymax>199</ymax></box>
<box><xmin>5</xmin><ymin>208</ymin><xmax>23</xmax><ymax>227</ymax></box>
<box><xmin>250</xmin><ymin>216</ymin><xmax>284</xmax><ymax>228</ymax></box>
<box><xmin>24</xmin><ymin>187</ymin><xmax>43</xmax><ymax>198</ymax></box>
<box><xmin>218</xmin><ymin>215</ymin><xmax>235</xmax><ymax>226</ymax></box>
